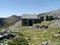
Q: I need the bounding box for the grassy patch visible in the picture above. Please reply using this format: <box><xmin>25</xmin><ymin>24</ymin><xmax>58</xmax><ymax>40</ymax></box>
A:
<box><xmin>4</xmin><ymin>20</ymin><xmax>60</xmax><ymax>44</ymax></box>
<box><xmin>15</xmin><ymin>22</ymin><xmax>60</xmax><ymax>45</ymax></box>
<box><xmin>36</xmin><ymin>21</ymin><xmax>54</xmax><ymax>26</ymax></box>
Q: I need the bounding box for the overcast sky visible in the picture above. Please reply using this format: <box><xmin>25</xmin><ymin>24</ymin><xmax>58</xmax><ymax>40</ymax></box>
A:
<box><xmin>0</xmin><ymin>0</ymin><xmax>60</xmax><ymax>17</ymax></box>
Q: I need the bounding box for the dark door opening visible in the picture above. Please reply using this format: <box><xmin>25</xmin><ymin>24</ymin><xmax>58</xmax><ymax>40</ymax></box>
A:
<box><xmin>46</xmin><ymin>16</ymin><xmax>50</xmax><ymax>21</ymax></box>
<box><xmin>29</xmin><ymin>20</ymin><xmax>33</xmax><ymax>26</ymax></box>
<box><xmin>40</xmin><ymin>16</ymin><xmax>44</xmax><ymax>21</ymax></box>
<box><xmin>22</xmin><ymin>19</ymin><xmax>28</xmax><ymax>26</ymax></box>
<box><xmin>50</xmin><ymin>16</ymin><xmax>54</xmax><ymax>20</ymax></box>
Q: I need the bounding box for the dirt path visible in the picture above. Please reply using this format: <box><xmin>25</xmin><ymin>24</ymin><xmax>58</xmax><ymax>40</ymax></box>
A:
<box><xmin>2</xmin><ymin>21</ymin><xmax>21</xmax><ymax>32</ymax></box>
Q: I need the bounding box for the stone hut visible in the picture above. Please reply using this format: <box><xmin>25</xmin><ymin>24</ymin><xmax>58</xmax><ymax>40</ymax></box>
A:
<box><xmin>22</xmin><ymin>14</ymin><xmax>41</xmax><ymax>26</ymax></box>
<box><xmin>37</xmin><ymin>13</ymin><xmax>55</xmax><ymax>21</ymax></box>
<box><xmin>22</xmin><ymin>13</ymin><xmax>57</xmax><ymax>26</ymax></box>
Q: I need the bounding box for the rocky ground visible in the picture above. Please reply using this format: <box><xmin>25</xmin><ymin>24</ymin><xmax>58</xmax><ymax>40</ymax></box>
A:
<box><xmin>0</xmin><ymin>21</ymin><xmax>22</xmax><ymax>45</ymax></box>
<box><xmin>1</xmin><ymin>20</ymin><xmax>60</xmax><ymax>45</ymax></box>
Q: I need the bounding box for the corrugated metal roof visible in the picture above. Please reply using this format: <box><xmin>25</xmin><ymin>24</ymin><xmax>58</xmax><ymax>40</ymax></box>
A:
<box><xmin>22</xmin><ymin>14</ymin><xmax>38</xmax><ymax>19</ymax></box>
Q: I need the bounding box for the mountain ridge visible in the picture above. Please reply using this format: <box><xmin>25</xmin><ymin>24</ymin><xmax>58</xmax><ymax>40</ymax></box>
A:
<box><xmin>0</xmin><ymin>15</ymin><xmax>21</xmax><ymax>27</ymax></box>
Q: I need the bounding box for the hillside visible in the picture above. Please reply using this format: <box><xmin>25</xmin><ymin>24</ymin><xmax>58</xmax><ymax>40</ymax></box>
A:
<box><xmin>6</xmin><ymin>15</ymin><xmax>21</xmax><ymax>24</ymax></box>
<box><xmin>38</xmin><ymin>9</ymin><xmax>60</xmax><ymax>28</ymax></box>
<box><xmin>0</xmin><ymin>15</ymin><xmax>21</xmax><ymax>29</ymax></box>
<box><xmin>0</xmin><ymin>18</ymin><xmax>6</xmax><ymax>27</ymax></box>
<box><xmin>38</xmin><ymin>9</ymin><xmax>60</xmax><ymax>19</ymax></box>
<box><xmin>1</xmin><ymin>9</ymin><xmax>60</xmax><ymax>45</ymax></box>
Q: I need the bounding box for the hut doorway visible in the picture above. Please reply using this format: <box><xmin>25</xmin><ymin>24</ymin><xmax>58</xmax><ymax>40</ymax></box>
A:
<box><xmin>50</xmin><ymin>16</ymin><xmax>54</xmax><ymax>20</ymax></box>
<box><xmin>40</xmin><ymin>16</ymin><xmax>44</xmax><ymax>21</ymax></box>
<box><xmin>46</xmin><ymin>16</ymin><xmax>50</xmax><ymax>21</ymax></box>
<box><xmin>29</xmin><ymin>20</ymin><xmax>33</xmax><ymax>26</ymax></box>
